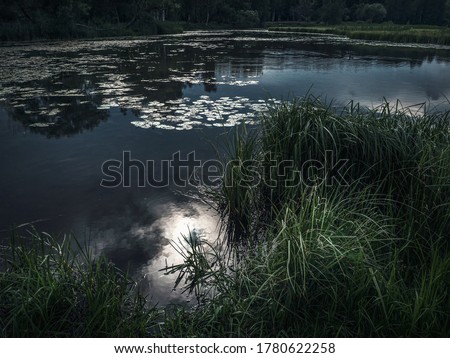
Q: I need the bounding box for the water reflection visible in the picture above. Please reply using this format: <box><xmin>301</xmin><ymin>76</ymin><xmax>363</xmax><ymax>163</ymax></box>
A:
<box><xmin>87</xmin><ymin>194</ymin><xmax>220</xmax><ymax>304</ymax></box>
<box><xmin>1</xmin><ymin>30</ymin><xmax>450</xmax><ymax>305</ymax></box>
<box><xmin>138</xmin><ymin>201</ymin><xmax>220</xmax><ymax>304</ymax></box>
<box><xmin>1</xmin><ymin>30</ymin><xmax>450</xmax><ymax>136</ymax></box>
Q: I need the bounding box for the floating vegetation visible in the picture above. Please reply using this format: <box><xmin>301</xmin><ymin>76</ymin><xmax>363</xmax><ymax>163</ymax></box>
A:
<box><xmin>28</xmin><ymin>122</ymin><xmax>56</xmax><ymax>128</ymax></box>
<box><xmin>1</xmin><ymin>30</ymin><xmax>449</xmax><ymax>137</ymax></box>
<box><xmin>130</xmin><ymin>96</ymin><xmax>281</xmax><ymax>130</ymax></box>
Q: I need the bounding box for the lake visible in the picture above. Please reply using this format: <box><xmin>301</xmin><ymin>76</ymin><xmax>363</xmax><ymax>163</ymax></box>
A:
<box><xmin>1</xmin><ymin>30</ymin><xmax>449</xmax><ymax>305</ymax></box>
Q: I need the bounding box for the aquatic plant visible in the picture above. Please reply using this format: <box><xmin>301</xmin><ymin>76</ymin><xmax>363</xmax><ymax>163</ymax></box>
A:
<box><xmin>2</xmin><ymin>97</ymin><xmax>449</xmax><ymax>337</ymax></box>
<box><xmin>0</xmin><ymin>230</ymin><xmax>159</xmax><ymax>337</ymax></box>
<box><xmin>165</xmin><ymin>96</ymin><xmax>450</xmax><ymax>337</ymax></box>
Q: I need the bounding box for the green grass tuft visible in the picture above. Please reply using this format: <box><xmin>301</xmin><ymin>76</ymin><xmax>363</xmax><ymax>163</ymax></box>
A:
<box><xmin>268</xmin><ymin>23</ymin><xmax>450</xmax><ymax>46</ymax></box>
<box><xmin>2</xmin><ymin>97</ymin><xmax>449</xmax><ymax>337</ymax></box>
<box><xmin>0</xmin><ymin>230</ymin><xmax>160</xmax><ymax>337</ymax></box>
<box><xmin>165</xmin><ymin>96</ymin><xmax>450</xmax><ymax>337</ymax></box>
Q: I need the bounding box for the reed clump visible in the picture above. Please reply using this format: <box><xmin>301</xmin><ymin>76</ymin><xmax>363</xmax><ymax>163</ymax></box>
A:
<box><xmin>165</xmin><ymin>97</ymin><xmax>450</xmax><ymax>337</ymax></box>
<box><xmin>0</xmin><ymin>231</ymin><xmax>159</xmax><ymax>337</ymax></box>
<box><xmin>2</xmin><ymin>97</ymin><xmax>449</xmax><ymax>337</ymax></box>
<box><xmin>269</xmin><ymin>23</ymin><xmax>450</xmax><ymax>45</ymax></box>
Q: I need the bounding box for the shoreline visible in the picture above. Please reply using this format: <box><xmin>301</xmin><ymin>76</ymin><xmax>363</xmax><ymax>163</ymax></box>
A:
<box><xmin>268</xmin><ymin>22</ymin><xmax>450</xmax><ymax>46</ymax></box>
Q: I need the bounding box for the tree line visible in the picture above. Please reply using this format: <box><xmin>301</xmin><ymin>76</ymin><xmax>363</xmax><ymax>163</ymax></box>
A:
<box><xmin>0</xmin><ymin>0</ymin><xmax>449</xmax><ymax>40</ymax></box>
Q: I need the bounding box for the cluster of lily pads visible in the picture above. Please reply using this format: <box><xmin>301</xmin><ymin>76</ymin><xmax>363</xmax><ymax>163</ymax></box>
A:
<box><xmin>130</xmin><ymin>95</ymin><xmax>281</xmax><ymax>130</ymax></box>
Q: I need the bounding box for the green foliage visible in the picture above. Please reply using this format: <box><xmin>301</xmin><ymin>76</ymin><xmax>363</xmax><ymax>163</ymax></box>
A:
<box><xmin>445</xmin><ymin>0</ymin><xmax>450</xmax><ymax>25</ymax></box>
<box><xmin>0</xmin><ymin>231</ymin><xmax>159</xmax><ymax>337</ymax></box>
<box><xmin>269</xmin><ymin>23</ymin><xmax>450</xmax><ymax>45</ymax></box>
<box><xmin>1</xmin><ymin>98</ymin><xmax>449</xmax><ymax>337</ymax></box>
<box><xmin>164</xmin><ymin>97</ymin><xmax>450</xmax><ymax>337</ymax></box>
<box><xmin>289</xmin><ymin>0</ymin><xmax>315</xmax><ymax>22</ymax></box>
<box><xmin>385</xmin><ymin>0</ymin><xmax>448</xmax><ymax>25</ymax></box>
<box><xmin>319</xmin><ymin>0</ymin><xmax>348</xmax><ymax>24</ymax></box>
<box><xmin>1</xmin><ymin>0</ymin><xmax>449</xmax><ymax>41</ymax></box>
<box><xmin>355</xmin><ymin>3</ymin><xmax>387</xmax><ymax>23</ymax></box>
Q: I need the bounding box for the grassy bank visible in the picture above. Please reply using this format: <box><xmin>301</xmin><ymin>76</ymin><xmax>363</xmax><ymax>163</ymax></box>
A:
<box><xmin>165</xmin><ymin>98</ymin><xmax>450</xmax><ymax>337</ymax></box>
<box><xmin>1</xmin><ymin>98</ymin><xmax>449</xmax><ymax>337</ymax></box>
<box><xmin>268</xmin><ymin>23</ymin><xmax>450</xmax><ymax>46</ymax></box>
<box><xmin>0</xmin><ymin>231</ymin><xmax>160</xmax><ymax>337</ymax></box>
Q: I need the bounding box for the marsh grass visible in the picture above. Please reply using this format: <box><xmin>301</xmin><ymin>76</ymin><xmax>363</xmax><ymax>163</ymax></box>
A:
<box><xmin>207</xmin><ymin>124</ymin><xmax>264</xmax><ymax>245</ymax></box>
<box><xmin>0</xmin><ymin>230</ymin><xmax>159</xmax><ymax>337</ymax></box>
<box><xmin>162</xmin><ymin>231</ymin><xmax>230</xmax><ymax>302</ymax></box>
<box><xmin>268</xmin><ymin>23</ymin><xmax>450</xmax><ymax>45</ymax></box>
<box><xmin>164</xmin><ymin>96</ymin><xmax>450</xmax><ymax>337</ymax></box>
<box><xmin>1</xmin><ymin>97</ymin><xmax>449</xmax><ymax>337</ymax></box>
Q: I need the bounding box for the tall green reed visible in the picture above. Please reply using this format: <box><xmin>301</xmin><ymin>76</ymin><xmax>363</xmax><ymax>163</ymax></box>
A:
<box><xmin>166</xmin><ymin>96</ymin><xmax>450</xmax><ymax>337</ymax></box>
<box><xmin>0</xmin><ymin>230</ymin><xmax>159</xmax><ymax>337</ymax></box>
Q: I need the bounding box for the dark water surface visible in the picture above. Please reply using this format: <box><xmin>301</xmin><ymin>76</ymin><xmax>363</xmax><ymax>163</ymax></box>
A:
<box><xmin>1</xmin><ymin>30</ymin><xmax>449</xmax><ymax>304</ymax></box>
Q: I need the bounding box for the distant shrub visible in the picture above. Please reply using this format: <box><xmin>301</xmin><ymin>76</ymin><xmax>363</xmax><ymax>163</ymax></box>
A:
<box><xmin>445</xmin><ymin>0</ymin><xmax>450</xmax><ymax>25</ymax></box>
<box><xmin>355</xmin><ymin>3</ymin><xmax>387</xmax><ymax>23</ymax></box>
<box><xmin>319</xmin><ymin>0</ymin><xmax>347</xmax><ymax>24</ymax></box>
